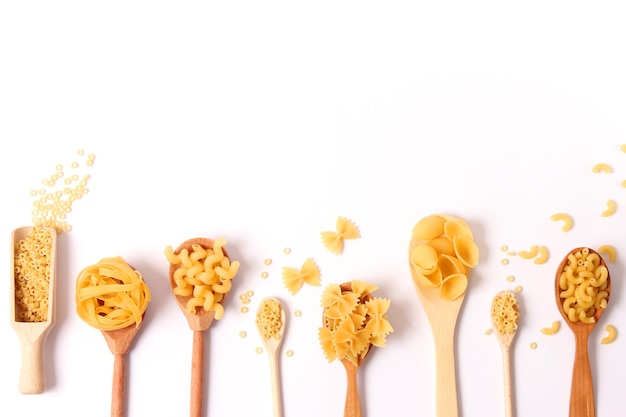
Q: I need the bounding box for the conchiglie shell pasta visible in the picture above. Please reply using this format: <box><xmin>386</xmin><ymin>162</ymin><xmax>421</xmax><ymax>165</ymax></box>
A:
<box><xmin>453</xmin><ymin>235</ymin><xmax>479</xmax><ymax>268</ymax></box>
<box><xmin>444</xmin><ymin>218</ymin><xmax>474</xmax><ymax>241</ymax></box>
<box><xmin>438</xmin><ymin>254</ymin><xmax>466</xmax><ymax>279</ymax></box>
<box><xmin>410</xmin><ymin>244</ymin><xmax>439</xmax><ymax>275</ymax></box>
<box><xmin>412</xmin><ymin>270</ymin><xmax>442</xmax><ymax>288</ymax></box>
<box><xmin>429</xmin><ymin>237</ymin><xmax>456</xmax><ymax>256</ymax></box>
<box><xmin>440</xmin><ymin>273</ymin><xmax>468</xmax><ymax>301</ymax></box>
<box><xmin>412</xmin><ymin>215</ymin><xmax>446</xmax><ymax>240</ymax></box>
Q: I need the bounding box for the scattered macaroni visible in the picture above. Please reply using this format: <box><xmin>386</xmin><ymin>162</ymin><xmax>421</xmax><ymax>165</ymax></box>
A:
<box><xmin>517</xmin><ymin>245</ymin><xmax>538</xmax><ymax>259</ymax></box>
<box><xmin>13</xmin><ymin>226</ymin><xmax>54</xmax><ymax>322</ymax></box>
<box><xmin>281</xmin><ymin>258</ymin><xmax>320</xmax><ymax>295</ymax></box>
<box><xmin>484</xmin><ymin>328</ymin><xmax>493</xmax><ymax>335</ymax></box>
<box><xmin>164</xmin><ymin>238</ymin><xmax>239</xmax><ymax>319</ymax></box>
<box><xmin>550</xmin><ymin>213</ymin><xmax>574</xmax><ymax>232</ymax></box>
<box><xmin>598</xmin><ymin>245</ymin><xmax>617</xmax><ymax>262</ymax></box>
<box><xmin>558</xmin><ymin>248</ymin><xmax>609</xmax><ymax>324</ymax></box>
<box><xmin>591</xmin><ymin>163</ymin><xmax>613</xmax><ymax>173</ymax></box>
<box><xmin>621</xmin><ymin>180</ymin><xmax>626</xmax><ymax>188</ymax></box>
<box><xmin>75</xmin><ymin>256</ymin><xmax>151</xmax><ymax>331</ymax></box>
<box><xmin>621</xmin><ymin>144</ymin><xmax>626</xmax><ymax>153</ymax></box>
<box><xmin>255</xmin><ymin>298</ymin><xmax>283</xmax><ymax>340</ymax></box>
<box><xmin>490</xmin><ymin>292</ymin><xmax>520</xmax><ymax>335</ymax></box>
<box><xmin>601</xmin><ymin>199</ymin><xmax>617</xmax><ymax>217</ymax></box>
<box><xmin>319</xmin><ymin>280</ymin><xmax>393</xmax><ymax>365</ymax></box>
<box><xmin>534</xmin><ymin>246</ymin><xmax>550</xmax><ymax>264</ymax></box>
<box><xmin>530</xmin><ymin>342</ymin><xmax>538</xmax><ymax>349</ymax></box>
<box><xmin>410</xmin><ymin>214</ymin><xmax>479</xmax><ymax>301</ymax></box>
<box><xmin>285</xmin><ymin>350</ymin><xmax>294</xmax><ymax>357</ymax></box>
<box><xmin>601</xmin><ymin>324</ymin><xmax>617</xmax><ymax>344</ymax></box>
<box><xmin>540</xmin><ymin>321</ymin><xmax>561</xmax><ymax>335</ymax></box>
<box><xmin>501</xmin><ymin>259</ymin><xmax>509</xmax><ymax>265</ymax></box>
<box><xmin>320</xmin><ymin>216</ymin><xmax>361</xmax><ymax>255</ymax></box>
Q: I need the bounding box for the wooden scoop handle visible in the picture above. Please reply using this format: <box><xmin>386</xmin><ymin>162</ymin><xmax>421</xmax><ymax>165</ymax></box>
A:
<box><xmin>191</xmin><ymin>330</ymin><xmax>205</xmax><ymax>417</ymax></box>
<box><xmin>18</xmin><ymin>336</ymin><xmax>46</xmax><ymax>394</ymax></box>
<box><xmin>111</xmin><ymin>353</ymin><xmax>128</xmax><ymax>417</ymax></box>
<box><xmin>433</xmin><ymin>320</ymin><xmax>459</xmax><ymax>417</ymax></box>
<box><xmin>569</xmin><ymin>331</ymin><xmax>595</xmax><ymax>417</ymax></box>
<box><xmin>343</xmin><ymin>360</ymin><xmax>361</xmax><ymax>417</ymax></box>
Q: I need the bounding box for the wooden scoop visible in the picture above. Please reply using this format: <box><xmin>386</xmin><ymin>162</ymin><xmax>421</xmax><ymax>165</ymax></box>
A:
<box><xmin>256</xmin><ymin>297</ymin><xmax>286</xmax><ymax>417</ymax></box>
<box><xmin>323</xmin><ymin>282</ymin><xmax>372</xmax><ymax>417</ymax></box>
<box><xmin>10</xmin><ymin>225</ymin><xmax>57</xmax><ymax>394</ymax></box>
<box><xmin>555</xmin><ymin>247</ymin><xmax>611</xmax><ymax>417</ymax></box>
<box><xmin>490</xmin><ymin>291</ymin><xmax>519</xmax><ymax>417</ymax></box>
<box><xmin>168</xmin><ymin>238</ymin><xmax>229</xmax><ymax>417</ymax></box>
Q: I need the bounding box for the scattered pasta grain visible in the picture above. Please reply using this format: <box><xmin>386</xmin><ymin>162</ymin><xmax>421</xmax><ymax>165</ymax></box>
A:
<box><xmin>260</xmin><ymin>271</ymin><xmax>269</xmax><ymax>279</ymax></box>
<box><xmin>514</xmin><ymin>286</ymin><xmax>523</xmax><ymax>293</ymax></box>
<box><xmin>530</xmin><ymin>342</ymin><xmax>538</xmax><ymax>349</ymax></box>
<box><xmin>540</xmin><ymin>321</ymin><xmax>561</xmax><ymax>335</ymax></box>
<box><xmin>592</xmin><ymin>163</ymin><xmax>613</xmax><ymax>173</ymax></box>
<box><xmin>283</xmin><ymin>247</ymin><xmax>291</xmax><ymax>254</ymax></box>
<box><xmin>601</xmin><ymin>200</ymin><xmax>617</xmax><ymax>217</ymax></box>
<box><xmin>601</xmin><ymin>324</ymin><xmax>617</xmax><ymax>344</ymax></box>
<box><xmin>240</xmin><ymin>306</ymin><xmax>249</xmax><ymax>313</ymax></box>
<box><xmin>500</xmin><ymin>245</ymin><xmax>508</xmax><ymax>252</ymax></box>
<box><xmin>598</xmin><ymin>245</ymin><xmax>617</xmax><ymax>262</ymax></box>
<box><xmin>294</xmin><ymin>310</ymin><xmax>302</xmax><ymax>317</ymax></box>
<box><xmin>621</xmin><ymin>144</ymin><xmax>626</xmax><ymax>153</ymax></box>
<box><xmin>550</xmin><ymin>213</ymin><xmax>574</xmax><ymax>232</ymax></box>
<box><xmin>239</xmin><ymin>331</ymin><xmax>247</xmax><ymax>338</ymax></box>
<box><xmin>621</xmin><ymin>180</ymin><xmax>626</xmax><ymax>188</ymax></box>
<box><xmin>255</xmin><ymin>347</ymin><xmax>263</xmax><ymax>354</ymax></box>
<box><xmin>534</xmin><ymin>246</ymin><xmax>549</xmax><ymax>264</ymax></box>
<box><xmin>286</xmin><ymin>350</ymin><xmax>294</xmax><ymax>357</ymax></box>
<box><xmin>484</xmin><ymin>328</ymin><xmax>493</xmax><ymax>335</ymax></box>
<box><xmin>501</xmin><ymin>258</ymin><xmax>509</xmax><ymax>265</ymax></box>
<box><xmin>506</xmin><ymin>275</ymin><xmax>515</xmax><ymax>282</ymax></box>
<box><xmin>264</xmin><ymin>258</ymin><xmax>272</xmax><ymax>265</ymax></box>
<box><xmin>507</xmin><ymin>251</ymin><xmax>516</xmax><ymax>256</ymax></box>
<box><xmin>246</xmin><ymin>290</ymin><xmax>254</xmax><ymax>297</ymax></box>
<box><xmin>518</xmin><ymin>245</ymin><xmax>539</xmax><ymax>259</ymax></box>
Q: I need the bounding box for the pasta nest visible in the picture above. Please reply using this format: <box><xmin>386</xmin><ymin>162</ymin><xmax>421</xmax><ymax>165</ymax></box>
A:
<box><xmin>318</xmin><ymin>280</ymin><xmax>393</xmax><ymax>365</ymax></box>
<box><xmin>75</xmin><ymin>256</ymin><xmax>151</xmax><ymax>331</ymax></box>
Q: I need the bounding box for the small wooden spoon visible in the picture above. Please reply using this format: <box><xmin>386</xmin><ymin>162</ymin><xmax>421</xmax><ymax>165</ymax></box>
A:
<box><xmin>490</xmin><ymin>291</ymin><xmax>519</xmax><ymax>417</ymax></box>
<box><xmin>256</xmin><ymin>297</ymin><xmax>286</xmax><ymax>417</ymax></box>
<box><xmin>10</xmin><ymin>226</ymin><xmax>57</xmax><ymax>394</ymax></box>
<box><xmin>101</xmin><ymin>314</ymin><xmax>145</xmax><ymax>417</ymax></box>
<box><xmin>323</xmin><ymin>282</ymin><xmax>372</xmax><ymax>417</ymax></box>
<box><xmin>168</xmin><ymin>238</ymin><xmax>229</xmax><ymax>417</ymax></box>
<box><xmin>555</xmin><ymin>247</ymin><xmax>611</xmax><ymax>417</ymax></box>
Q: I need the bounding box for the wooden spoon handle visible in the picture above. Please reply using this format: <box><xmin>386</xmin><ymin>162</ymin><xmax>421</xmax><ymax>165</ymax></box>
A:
<box><xmin>111</xmin><ymin>353</ymin><xmax>127</xmax><ymax>417</ymax></box>
<box><xmin>268</xmin><ymin>352</ymin><xmax>283</xmax><ymax>417</ymax></box>
<box><xmin>343</xmin><ymin>362</ymin><xmax>361</xmax><ymax>417</ymax></box>
<box><xmin>191</xmin><ymin>330</ymin><xmax>205</xmax><ymax>417</ymax></box>
<box><xmin>18</xmin><ymin>337</ymin><xmax>46</xmax><ymax>394</ymax></box>
<box><xmin>500</xmin><ymin>347</ymin><xmax>514</xmax><ymax>417</ymax></box>
<box><xmin>433</xmin><ymin>328</ymin><xmax>458</xmax><ymax>417</ymax></box>
<box><xmin>569</xmin><ymin>333</ymin><xmax>595</xmax><ymax>417</ymax></box>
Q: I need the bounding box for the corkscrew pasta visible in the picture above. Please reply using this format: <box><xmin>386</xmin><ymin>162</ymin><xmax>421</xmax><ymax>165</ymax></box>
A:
<box><xmin>75</xmin><ymin>256</ymin><xmax>151</xmax><ymax>331</ymax></box>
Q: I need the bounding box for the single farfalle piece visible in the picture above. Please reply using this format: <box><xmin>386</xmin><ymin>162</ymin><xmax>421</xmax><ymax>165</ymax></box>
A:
<box><xmin>320</xmin><ymin>216</ymin><xmax>361</xmax><ymax>255</ymax></box>
<box><xmin>281</xmin><ymin>258</ymin><xmax>321</xmax><ymax>295</ymax></box>
<box><xmin>334</xmin><ymin>317</ymin><xmax>371</xmax><ymax>363</ymax></box>
<box><xmin>364</xmin><ymin>298</ymin><xmax>393</xmax><ymax>338</ymax></box>
<box><xmin>320</xmin><ymin>283</ymin><xmax>359</xmax><ymax>320</ymax></box>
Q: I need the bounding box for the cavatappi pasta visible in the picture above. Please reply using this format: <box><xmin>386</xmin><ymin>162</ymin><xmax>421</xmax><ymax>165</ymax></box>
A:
<box><xmin>318</xmin><ymin>280</ymin><xmax>393</xmax><ymax>366</ymax></box>
<box><xmin>75</xmin><ymin>257</ymin><xmax>151</xmax><ymax>331</ymax></box>
<box><xmin>320</xmin><ymin>216</ymin><xmax>360</xmax><ymax>255</ymax></box>
<box><xmin>164</xmin><ymin>238</ymin><xmax>239</xmax><ymax>319</ymax></box>
<box><xmin>558</xmin><ymin>248</ymin><xmax>609</xmax><ymax>324</ymax></box>
<box><xmin>255</xmin><ymin>298</ymin><xmax>283</xmax><ymax>340</ymax></box>
<box><xmin>409</xmin><ymin>214</ymin><xmax>479</xmax><ymax>301</ymax></box>
<box><xmin>491</xmin><ymin>292</ymin><xmax>520</xmax><ymax>335</ymax></box>
<box><xmin>13</xmin><ymin>226</ymin><xmax>54</xmax><ymax>322</ymax></box>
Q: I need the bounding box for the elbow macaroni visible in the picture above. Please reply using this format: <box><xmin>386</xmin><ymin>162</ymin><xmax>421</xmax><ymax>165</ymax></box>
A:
<box><xmin>598</xmin><ymin>245</ymin><xmax>617</xmax><ymax>262</ymax></box>
<box><xmin>591</xmin><ymin>163</ymin><xmax>613</xmax><ymax>173</ymax></box>
<box><xmin>540</xmin><ymin>320</ymin><xmax>560</xmax><ymax>335</ymax></box>
<box><xmin>550</xmin><ymin>213</ymin><xmax>574</xmax><ymax>232</ymax></box>
<box><xmin>601</xmin><ymin>324</ymin><xmax>617</xmax><ymax>344</ymax></box>
<box><xmin>601</xmin><ymin>200</ymin><xmax>617</xmax><ymax>217</ymax></box>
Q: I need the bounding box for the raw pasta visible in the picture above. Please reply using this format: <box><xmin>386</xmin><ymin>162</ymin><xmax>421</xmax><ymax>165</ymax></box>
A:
<box><xmin>409</xmin><ymin>214</ymin><xmax>479</xmax><ymax>301</ymax></box>
<box><xmin>550</xmin><ymin>213</ymin><xmax>574</xmax><ymax>232</ymax></box>
<box><xmin>540</xmin><ymin>321</ymin><xmax>560</xmax><ymax>335</ymax></box>
<box><xmin>320</xmin><ymin>216</ymin><xmax>360</xmax><ymax>254</ymax></box>
<box><xmin>255</xmin><ymin>298</ymin><xmax>283</xmax><ymax>340</ymax></box>
<box><xmin>75</xmin><ymin>256</ymin><xmax>151</xmax><ymax>331</ymax></box>
<box><xmin>601</xmin><ymin>324</ymin><xmax>617</xmax><ymax>344</ymax></box>
<box><xmin>318</xmin><ymin>280</ymin><xmax>393</xmax><ymax>365</ymax></box>
<box><xmin>491</xmin><ymin>292</ymin><xmax>519</xmax><ymax>335</ymax></box>
<box><xmin>591</xmin><ymin>163</ymin><xmax>613</xmax><ymax>173</ymax></box>
<box><xmin>601</xmin><ymin>199</ymin><xmax>617</xmax><ymax>217</ymax></box>
<box><xmin>281</xmin><ymin>258</ymin><xmax>321</xmax><ymax>295</ymax></box>
<box><xmin>598</xmin><ymin>245</ymin><xmax>617</xmax><ymax>262</ymax></box>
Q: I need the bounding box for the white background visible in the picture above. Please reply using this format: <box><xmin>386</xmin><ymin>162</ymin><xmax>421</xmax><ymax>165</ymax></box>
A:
<box><xmin>2</xmin><ymin>1</ymin><xmax>626</xmax><ymax>416</ymax></box>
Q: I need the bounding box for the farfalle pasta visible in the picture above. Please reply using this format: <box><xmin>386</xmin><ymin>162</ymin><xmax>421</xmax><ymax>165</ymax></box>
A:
<box><xmin>281</xmin><ymin>258</ymin><xmax>320</xmax><ymax>295</ymax></box>
<box><xmin>75</xmin><ymin>256</ymin><xmax>151</xmax><ymax>331</ymax></box>
<box><xmin>318</xmin><ymin>280</ymin><xmax>393</xmax><ymax>365</ymax></box>
<box><xmin>409</xmin><ymin>214</ymin><xmax>479</xmax><ymax>301</ymax></box>
<box><xmin>320</xmin><ymin>216</ymin><xmax>360</xmax><ymax>254</ymax></box>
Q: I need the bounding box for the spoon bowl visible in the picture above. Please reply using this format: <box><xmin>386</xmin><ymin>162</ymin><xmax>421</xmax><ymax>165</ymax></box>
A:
<box><xmin>555</xmin><ymin>247</ymin><xmax>611</xmax><ymax>417</ymax></box>
<box><xmin>10</xmin><ymin>225</ymin><xmax>57</xmax><ymax>394</ymax></box>
<box><xmin>168</xmin><ymin>238</ymin><xmax>230</xmax><ymax>417</ymax></box>
<box><xmin>256</xmin><ymin>297</ymin><xmax>286</xmax><ymax>417</ymax></box>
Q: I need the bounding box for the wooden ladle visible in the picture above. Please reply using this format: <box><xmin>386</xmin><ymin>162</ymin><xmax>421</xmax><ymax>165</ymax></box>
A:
<box><xmin>555</xmin><ymin>247</ymin><xmax>611</xmax><ymax>417</ymax></box>
<box><xmin>323</xmin><ymin>282</ymin><xmax>372</xmax><ymax>417</ymax></box>
<box><xmin>168</xmin><ymin>238</ymin><xmax>229</xmax><ymax>417</ymax></box>
<box><xmin>10</xmin><ymin>226</ymin><xmax>57</xmax><ymax>394</ymax></box>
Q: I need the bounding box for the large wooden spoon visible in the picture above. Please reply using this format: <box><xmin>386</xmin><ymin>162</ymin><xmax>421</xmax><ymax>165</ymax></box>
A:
<box><xmin>10</xmin><ymin>225</ymin><xmax>57</xmax><ymax>394</ymax></box>
<box><xmin>256</xmin><ymin>297</ymin><xmax>286</xmax><ymax>417</ymax></box>
<box><xmin>555</xmin><ymin>247</ymin><xmax>611</xmax><ymax>417</ymax></box>
<box><xmin>168</xmin><ymin>238</ymin><xmax>229</xmax><ymax>417</ymax></box>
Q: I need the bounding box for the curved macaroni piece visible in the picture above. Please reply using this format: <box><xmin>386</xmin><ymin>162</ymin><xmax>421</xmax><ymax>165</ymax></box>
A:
<box><xmin>281</xmin><ymin>258</ymin><xmax>321</xmax><ymax>295</ymax></box>
<box><xmin>601</xmin><ymin>199</ymin><xmax>617</xmax><ymax>217</ymax></box>
<box><xmin>598</xmin><ymin>245</ymin><xmax>617</xmax><ymax>262</ymax></box>
<box><xmin>517</xmin><ymin>245</ymin><xmax>538</xmax><ymax>259</ymax></box>
<box><xmin>540</xmin><ymin>320</ymin><xmax>561</xmax><ymax>335</ymax></box>
<box><xmin>601</xmin><ymin>324</ymin><xmax>617</xmax><ymax>344</ymax></box>
<box><xmin>591</xmin><ymin>163</ymin><xmax>613</xmax><ymax>173</ymax></box>
<box><xmin>75</xmin><ymin>256</ymin><xmax>151</xmax><ymax>330</ymax></box>
<box><xmin>533</xmin><ymin>246</ymin><xmax>550</xmax><ymax>265</ymax></box>
<box><xmin>550</xmin><ymin>213</ymin><xmax>574</xmax><ymax>232</ymax></box>
<box><xmin>320</xmin><ymin>216</ymin><xmax>361</xmax><ymax>255</ymax></box>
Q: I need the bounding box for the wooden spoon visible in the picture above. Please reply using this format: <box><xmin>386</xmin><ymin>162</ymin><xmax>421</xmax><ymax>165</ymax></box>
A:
<box><xmin>10</xmin><ymin>225</ymin><xmax>57</xmax><ymax>394</ymax></box>
<box><xmin>490</xmin><ymin>291</ymin><xmax>519</xmax><ymax>417</ymax></box>
<box><xmin>255</xmin><ymin>297</ymin><xmax>286</xmax><ymax>417</ymax></box>
<box><xmin>555</xmin><ymin>247</ymin><xmax>611</xmax><ymax>417</ymax></box>
<box><xmin>409</xmin><ymin>236</ymin><xmax>467</xmax><ymax>417</ymax></box>
<box><xmin>168</xmin><ymin>238</ymin><xmax>229</xmax><ymax>417</ymax></box>
<box><xmin>323</xmin><ymin>282</ymin><xmax>372</xmax><ymax>417</ymax></box>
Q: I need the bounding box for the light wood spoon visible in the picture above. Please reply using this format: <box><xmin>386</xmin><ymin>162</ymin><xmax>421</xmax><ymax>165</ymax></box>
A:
<box><xmin>409</xmin><ymin>236</ymin><xmax>467</xmax><ymax>417</ymax></box>
<box><xmin>555</xmin><ymin>247</ymin><xmax>611</xmax><ymax>417</ymax></box>
<box><xmin>323</xmin><ymin>282</ymin><xmax>372</xmax><ymax>417</ymax></box>
<box><xmin>10</xmin><ymin>225</ymin><xmax>57</xmax><ymax>394</ymax></box>
<box><xmin>490</xmin><ymin>291</ymin><xmax>519</xmax><ymax>417</ymax></box>
<box><xmin>168</xmin><ymin>238</ymin><xmax>229</xmax><ymax>417</ymax></box>
<box><xmin>255</xmin><ymin>297</ymin><xmax>286</xmax><ymax>417</ymax></box>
